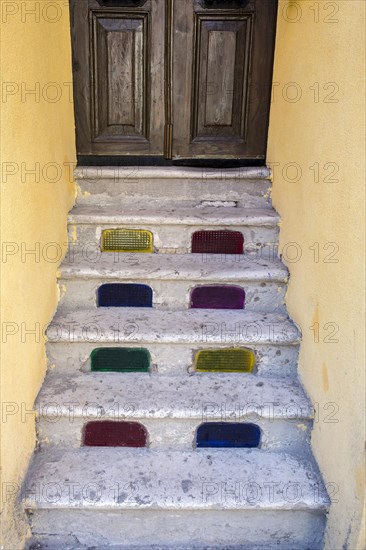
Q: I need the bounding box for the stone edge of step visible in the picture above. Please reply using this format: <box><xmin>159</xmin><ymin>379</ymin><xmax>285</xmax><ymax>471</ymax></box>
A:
<box><xmin>46</xmin><ymin>309</ymin><xmax>302</xmax><ymax>345</ymax></box>
<box><xmin>67</xmin><ymin>205</ymin><xmax>279</xmax><ymax>226</ymax></box>
<box><xmin>24</xmin><ymin>538</ymin><xmax>321</xmax><ymax>550</ymax></box>
<box><xmin>58</xmin><ymin>253</ymin><xmax>289</xmax><ymax>282</ymax></box>
<box><xmin>35</xmin><ymin>372</ymin><xmax>313</xmax><ymax>421</ymax></box>
<box><xmin>23</xmin><ymin>447</ymin><xmax>330</xmax><ymax>511</ymax></box>
<box><xmin>74</xmin><ymin>166</ymin><xmax>271</xmax><ymax>181</ymax></box>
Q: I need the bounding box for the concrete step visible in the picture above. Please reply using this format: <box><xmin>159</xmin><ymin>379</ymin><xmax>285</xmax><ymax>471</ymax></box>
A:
<box><xmin>24</xmin><ymin>447</ymin><xmax>329</xmax><ymax>549</ymax></box>
<box><xmin>46</xmin><ymin>310</ymin><xmax>300</xmax><ymax>377</ymax></box>
<box><xmin>74</xmin><ymin>166</ymin><xmax>272</xmax><ymax>207</ymax></box>
<box><xmin>58</xmin><ymin>252</ymin><xmax>288</xmax><ymax>313</ymax></box>
<box><xmin>68</xmin><ymin>203</ymin><xmax>280</xmax><ymax>253</ymax></box>
<box><xmin>46</xmin><ymin>309</ymin><xmax>300</xmax><ymax>377</ymax></box>
<box><xmin>35</xmin><ymin>372</ymin><xmax>312</xmax><ymax>452</ymax></box>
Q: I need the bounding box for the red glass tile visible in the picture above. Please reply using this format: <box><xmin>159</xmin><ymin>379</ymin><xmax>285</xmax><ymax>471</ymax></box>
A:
<box><xmin>191</xmin><ymin>230</ymin><xmax>244</xmax><ymax>254</ymax></box>
<box><xmin>190</xmin><ymin>285</ymin><xmax>245</xmax><ymax>309</ymax></box>
<box><xmin>83</xmin><ymin>421</ymin><xmax>147</xmax><ymax>447</ymax></box>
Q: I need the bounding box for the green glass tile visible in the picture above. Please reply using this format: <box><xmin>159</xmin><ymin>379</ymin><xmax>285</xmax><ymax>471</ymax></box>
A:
<box><xmin>195</xmin><ymin>348</ymin><xmax>255</xmax><ymax>373</ymax></box>
<box><xmin>91</xmin><ymin>348</ymin><xmax>150</xmax><ymax>373</ymax></box>
<box><xmin>102</xmin><ymin>229</ymin><xmax>153</xmax><ymax>253</ymax></box>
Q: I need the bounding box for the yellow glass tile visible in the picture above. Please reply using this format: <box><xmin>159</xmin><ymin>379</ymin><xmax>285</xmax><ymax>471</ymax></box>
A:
<box><xmin>195</xmin><ymin>348</ymin><xmax>255</xmax><ymax>373</ymax></box>
<box><xmin>102</xmin><ymin>229</ymin><xmax>153</xmax><ymax>253</ymax></box>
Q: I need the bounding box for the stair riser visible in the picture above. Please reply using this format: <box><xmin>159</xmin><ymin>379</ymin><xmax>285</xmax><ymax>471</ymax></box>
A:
<box><xmin>76</xmin><ymin>176</ymin><xmax>272</xmax><ymax>207</ymax></box>
<box><xmin>28</xmin><ymin>509</ymin><xmax>326</xmax><ymax>549</ymax></box>
<box><xmin>68</xmin><ymin>224</ymin><xmax>279</xmax><ymax>253</ymax></box>
<box><xmin>36</xmin><ymin>416</ymin><xmax>311</xmax><ymax>453</ymax></box>
<box><xmin>46</xmin><ymin>342</ymin><xmax>300</xmax><ymax>378</ymax></box>
<box><xmin>58</xmin><ymin>279</ymin><xmax>287</xmax><ymax>314</ymax></box>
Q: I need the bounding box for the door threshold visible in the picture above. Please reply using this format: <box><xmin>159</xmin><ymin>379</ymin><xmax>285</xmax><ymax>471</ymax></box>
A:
<box><xmin>77</xmin><ymin>156</ymin><xmax>265</xmax><ymax>168</ymax></box>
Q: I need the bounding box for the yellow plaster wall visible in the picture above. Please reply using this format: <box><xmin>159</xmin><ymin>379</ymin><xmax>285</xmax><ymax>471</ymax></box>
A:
<box><xmin>0</xmin><ymin>2</ymin><xmax>76</xmax><ymax>546</ymax></box>
<box><xmin>267</xmin><ymin>1</ymin><xmax>366</xmax><ymax>548</ymax></box>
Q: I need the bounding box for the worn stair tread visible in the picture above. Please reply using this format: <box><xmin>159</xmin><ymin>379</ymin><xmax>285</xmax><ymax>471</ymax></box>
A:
<box><xmin>36</xmin><ymin>372</ymin><xmax>312</xmax><ymax>420</ymax></box>
<box><xmin>24</xmin><ymin>446</ymin><xmax>328</xmax><ymax>511</ymax></box>
<box><xmin>74</xmin><ymin>165</ymin><xmax>271</xmax><ymax>181</ymax></box>
<box><xmin>68</xmin><ymin>203</ymin><xmax>279</xmax><ymax>226</ymax></box>
<box><xmin>60</xmin><ymin>252</ymin><xmax>288</xmax><ymax>282</ymax></box>
<box><xmin>47</xmin><ymin>309</ymin><xmax>301</xmax><ymax>345</ymax></box>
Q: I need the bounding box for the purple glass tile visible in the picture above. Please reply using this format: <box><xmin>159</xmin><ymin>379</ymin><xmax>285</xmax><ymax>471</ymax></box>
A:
<box><xmin>190</xmin><ymin>285</ymin><xmax>245</xmax><ymax>309</ymax></box>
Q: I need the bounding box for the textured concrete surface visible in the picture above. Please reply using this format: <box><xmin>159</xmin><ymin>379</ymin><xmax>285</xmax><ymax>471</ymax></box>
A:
<box><xmin>24</xmin><ymin>447</ymin><xmax>328</xmax><ymax>510</ymax></box>
<box><xmin>74</xmin><ymin>167</ymin><xmax>272</xmax><ymax>206</ymax></box>
<box><xmin>46</xmin><ymin>309</ymin><xmax>301</xmax><ymax>345</ymax></box>
<box><xmin>58</xmin><ymin>280</ymin><xmax>287</xmax><ymax>314</ymax></box>
<box><xmin>60</xmin><ymin>251</ymin><xmax>288</xmax><ymax>281</ymax></box>
<box><xmin>46</xmin><ymin>340</ymin><xmax>300</xmax><ymax>378</ymax></box>
<box><xmin>35</xmin><ymin>372</ymin><xmax>313</xmax><ymax>451</ymax></box>
<box><xmin>69</xmin><ymin>223</ymin><xmax>279</xmax><ymax>254</ymax></box>
<box><xmin>69</xmin><ymin>203</ymin><xmax>279</xmax><ymax>226</ymax></box>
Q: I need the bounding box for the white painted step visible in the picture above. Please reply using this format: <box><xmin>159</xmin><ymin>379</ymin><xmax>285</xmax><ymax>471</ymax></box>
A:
<box><xmin>74</xmin><ymin>166</ymin><xmax>272</xmax><ymax>207</ymax></box>
<box><xmin>46</xmin><ymin>309</ymin><xmax>300</xmax><ymax>377</ymax></box>
<box><xmin>36</xmin><ymin>372</ymin><xmax>312</xmax><ymax>452</ymax></box>
<box><xmin>68</xmin><ymin>203</ymin><xmax>280</xmax><ymax>252</ymax></box>
<box><xmin>58</xmin><ymin>252</ymin><xmax>288</xmax><ymax>313</ymax></box>
<box><xmin>24</xmin><ymin>447</ymin><xmax>329</xmax><ymax>549</ymax></box>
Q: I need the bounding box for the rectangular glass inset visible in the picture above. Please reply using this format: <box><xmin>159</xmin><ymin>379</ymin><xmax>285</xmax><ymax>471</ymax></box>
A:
<box><xmin>91</xmin><ymin>348</ymin><xmax>150</xmax><ymax>372</ymax></box>
<box><xmin>102</xmin><ymin>229</ymin><xmax>153</xmax><ymax>252</ymax></box>
<box><xmin>83</xmin><ymin>421</ymin><xmax>147</xmax><ymax>447</ymax></box>
<box><xmin>196</xmin><ymin>422</ymin><xmax>260</xmax><ymax>448</ymax></box>
<box><xmin>190</xmin><ymin>285</ymin><xmax>245</xmax><ymax>309</ymax></box>
<box><xmin>195</xmin><ymin>348</ymin><xmax>255</xmax><ymax>373</ymax></box>
<box><xmin>191</xmin><ymin>230</ymin><xmax>243</xmax><ymax>254</ymax></box>
<box><xmin>97</xmin><ymin>283</ymin><xmax>153</xmax><ymax>307</ymax></box>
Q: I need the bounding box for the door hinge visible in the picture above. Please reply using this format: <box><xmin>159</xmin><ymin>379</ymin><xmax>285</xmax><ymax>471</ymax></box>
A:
<box><xmin>164</xmin><ymin>123</ymin><xmax>173</xmax><ymax>160</ymax></box>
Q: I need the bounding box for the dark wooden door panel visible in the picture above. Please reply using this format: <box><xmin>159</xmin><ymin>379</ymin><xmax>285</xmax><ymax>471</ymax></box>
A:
<box><xmin>70</xmin><ymin>0</ymin><xmax>277</xmax><ymax>160</ymax></box>
<box><xmin>92</xmin><ymin>14</ymin><xmax>147</xmax><ymax>140</ymax></box>
<box><xmin>70</xmin><ymin>0</ymin><xmax>165</xmax><ymax>156</ymax></box>
<box><xmin>192</xmin><ymin>16</ymin><xmax>251</xmax><ymax>141</ymax></box>
<box><xmin>172</xmin><ymin>0</ymin><xmax>277</xmax><ymax>160</ymax></box>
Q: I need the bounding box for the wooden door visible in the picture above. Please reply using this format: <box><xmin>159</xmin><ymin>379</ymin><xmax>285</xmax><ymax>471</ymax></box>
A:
<box><xmin>69</xmin><ymin>0</ymin><xmax>166</xmax><ymax>156</ymax></box>
<box><xmin>69</xmin><ymin>0</ymin><xmax>277</xmax><ymax>161</ymax></box>
<box><xmin>172</xmin><ymin>0</ymin><xmax>277</xmax><ymax>160</ymax></box>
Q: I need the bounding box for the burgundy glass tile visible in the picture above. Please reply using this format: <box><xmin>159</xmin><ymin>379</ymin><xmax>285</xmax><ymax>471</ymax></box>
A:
<box><xmin>190</xmin><ymin>285</ymin><xmax>245</xmax><ymax>309</ymax></box>
<box><xmin>191</xmin><ymin>230</ymin><xmax>244</xmax><ymax>254</ymax></box>
<box><xmin>83</xmin><ymin>421</ymin><xmax>147</xmax><ymax>447</ymax></box>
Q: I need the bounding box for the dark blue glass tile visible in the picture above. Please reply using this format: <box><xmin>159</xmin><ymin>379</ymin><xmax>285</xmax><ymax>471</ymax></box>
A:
<box><xmin>97</xmin><ymin>283</ymin><xmax>153</xmax><ymax>307</ymax></box>
<box><xmin>196</xmin><ymin>422</ymin><xmax>261</xmax><ymax>448</ymax></box>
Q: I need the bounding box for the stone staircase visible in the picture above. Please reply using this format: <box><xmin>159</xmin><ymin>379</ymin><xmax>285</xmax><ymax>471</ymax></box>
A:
<box><xmin>24</xmin><ymin>167</ymin><xmax>329</xmax><ymax>549</ymax></box>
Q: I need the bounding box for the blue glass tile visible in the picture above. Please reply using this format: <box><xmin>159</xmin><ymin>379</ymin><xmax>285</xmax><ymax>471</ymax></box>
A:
<box><xmin>196</xmin><ymin>422</ymin><xmax>261</xmax><ymax>448</ymax></box>
<box><xmin>97</xmin><ymin>283</ymin><xmax>153</xmax><ymax>307</ymax></box>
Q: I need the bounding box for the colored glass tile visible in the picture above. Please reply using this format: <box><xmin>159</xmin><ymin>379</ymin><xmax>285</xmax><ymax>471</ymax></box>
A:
<box><xmin>102</xmin><ymin>229</ymin><xmax>153</xmax><ymax>253</ymax></box>
<box><xmin>91</xmin><ymin>348</ymin><xmax>150</xmax><ymax>372</ymax></box>
<box><xmin>191</xmin><ymin>230</ymin><xmax>244</xmax><ymax>254</ymax></box>
<box><xmin>83</xmin><ymin>421</ymin><xmax>147</xmax><ymax>447</ymax></box>
<box><xmin>190</xmin><ymin>285</ymin><xmax>245</xmax><ymax>309</ymax></box>
<box><xmin>195</xmin><ymin>348</ymin><xmax>255</xmax><ymax>373</ymax></box>
<box><xmin>97</xmin><ymin>283</ymin><xmax>153</xmax><ymax>307</ymax></box>
<box><xmin>196</xmin><ymin>422</ymin><xmax>261</xmax><ymax>448</ymax></box>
